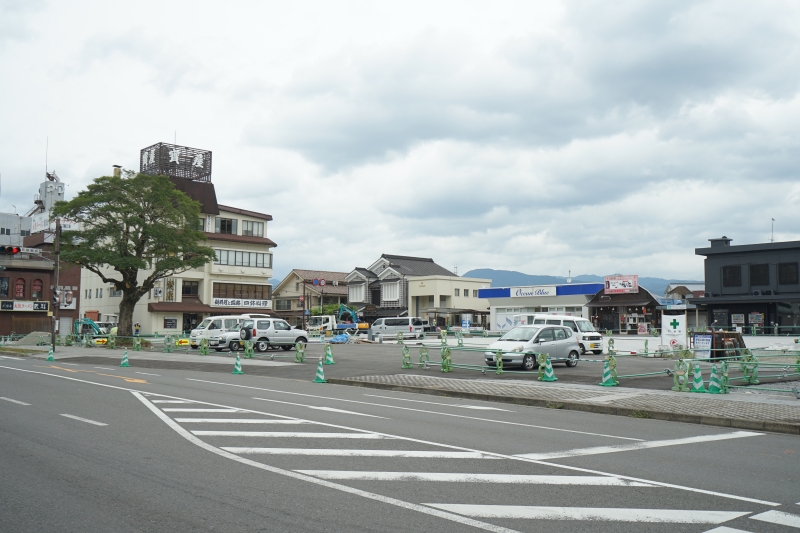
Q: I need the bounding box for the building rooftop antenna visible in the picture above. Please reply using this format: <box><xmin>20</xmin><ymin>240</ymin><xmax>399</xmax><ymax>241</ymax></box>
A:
<box><xmin>771</xmin><ymin>218</ymin><xmax>775</xmax><ymax>243</ymax></box>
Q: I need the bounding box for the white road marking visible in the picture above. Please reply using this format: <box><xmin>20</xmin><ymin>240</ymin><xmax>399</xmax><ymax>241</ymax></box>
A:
<box><xmin>703</xmin><ymin>527</ymin><xmax>754</xmax><ymax>533</ymax></box>
<box><xmin>135</xmin><ymin>372</ymin><xmax>160</xmax><ymax>376</ymax></box>
<box><xmin>0</xmin><ymin>396</ymin><xmax>31</xmax><ymax>405</ymax></box>
<box><xmin>132</xmin><ymin>392</ymin><xmax>519</xmax><ymax>533</ymax></box>
<box><xmin>0</xmin><ymin>355</ymin><xmax>23</xmax><ymax>360</ymax></box>
<box><xmin>515</xmin><ymin>431</ymin><xmax>762</xmax><ymax>460</ymax></box>
<box><xmin>296</xmin><ymin>471</ymin><xmax>652</xmax><ymax>486</ymax></box>
<box><xmin>94</xmin><ymin>367</ymin><xmax>113</xmax><ymax>370</ymax></box>
<box><xmin>60</xmin><ymin>414</ymin><xmax>108</xmax><ymax>426</ymax></box>
<box><xmin>363</xmin><ymin>394</ymin><xmax>512</xmax><ymax>411</ymax></box>
<box><xmin>187</xmin><ymin>378</ymin><xmax>641</xmax><ymax>441</ymax></box>
<box><xmin>252</xmin><ymin>397</ymin><xmax>387</xmax><ymax>419</ymax></box>
<box><xmin>192</xmin><ymin>431</ymin><xmax>389</xmax><ymax>439</ymax></box>
<box><xmin>221</xmin><ymin>448</ymin><xmax>499</xmax><ymax>458</ymax></box>
<box><xmin>152</xmin><ymin>400</ymin><xmax>193</xmax><ymax>404</ymax></box>
<box><xmin>162</xmin><ymin>408</ymin><xmax>241</xmax><ymax>413</ymax></box>
<box><xmin>175</xmin><ymin>418</ymin><xmax>307</xmax><ymax>424</ymax></box>
<box><xmin>423</xmin><ymin>505</ymin><xmax>749</xmax><ymax>523</ymax></box>
<box><xmin>750</xmin><ymin>510</ymin><xmax>800</xmax><ymax>528</ymax></box>
<box><xmin>0</xmin><ymin>366</ymin><xmax>780</xmax><ymax>507</ymax></box>
<box><xmin>60</xmin><ymin>362</ymin><xmax>79</xmax><ymax>366</ymax></box>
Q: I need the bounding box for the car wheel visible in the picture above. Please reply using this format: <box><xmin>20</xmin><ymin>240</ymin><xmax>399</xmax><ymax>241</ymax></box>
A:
<box><xmin>240</xmin><ymin>328</ymin><xmax>251</xmax><ymax>340</ymax></box>
<box><xmin>295</xmin><ymin>337</ymin><xmax>307</xmax><ymax>344</ymax></box>
<box><xmin>579</xmin><ymin>343</ymin><xmax>586</xmax><ymax>355</ymax></box>
<box><xmin>191</xmin><ymin>344</ymin><xmax>199</xmax><ymax>349</ymax></box>
<box><xmin>229</xmin><ymin>341</ymin><xmax>240</xmax><ymax>352</ymax></box>
<box><xmin>255</xmin><ymin>339</ymin><xmax>269</xmax><ymax>352</ymax></box>
<box><xmin>281</xmin><ymin>345</ymin><xmax>292</xmax><ymax>351</ymax></box>
<box><xmin>521</xmin><ymin>354</ymin><xmax>536</xmax><ymax>371</ymax></box>
<box><xmin>592</xmin><ymin>350</ymin><xmax>603</xmax><ymax>355</ymax></box>
<box><xmin>214</xmin><ymin>348</ymin><xmax>223</xmax><ymax>352</ymax></box>
<box><xmin>566</xmin><ymin>350</ymin><xmax>579</xmax><ymax>367</ymax></box>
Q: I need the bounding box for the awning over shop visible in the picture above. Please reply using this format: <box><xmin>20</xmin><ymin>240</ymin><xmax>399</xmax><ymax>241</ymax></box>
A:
<box><xmin>419</xmin><ymin>307</ymin><xmax>489</xmax><ymax>315</ymax></box>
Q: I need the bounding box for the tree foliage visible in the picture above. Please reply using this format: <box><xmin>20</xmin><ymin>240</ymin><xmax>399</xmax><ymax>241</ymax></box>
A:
<box><xmin>52</xmin><ymin>172</ymin><xmax>216</xmax><ymax>335</ymax></box>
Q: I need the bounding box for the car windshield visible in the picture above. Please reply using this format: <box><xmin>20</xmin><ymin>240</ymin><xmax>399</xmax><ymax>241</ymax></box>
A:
<box><xmin>499</xmin><ymin>327</ymin><xmax>539</xmax><ymax>341</ymax></box>
<box><xmin>307</xmin><ymin>317</ymin><xmax>323</xmax><ymax>326</ymax></box>
<box><xmin>197</xmin><ymin>319</ymin><xmax>212</xmax><ymax>329</ymax></box>
<box><xmin>576</xmin><ymin>321</ymin><xmax>596</xmax><ymax>332</ymax></box>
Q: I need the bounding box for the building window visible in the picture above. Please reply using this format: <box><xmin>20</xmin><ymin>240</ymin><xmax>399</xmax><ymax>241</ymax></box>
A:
<box><xmin>454</xmin><ymin>288</ymin><xmax>460</xmax><ymax>297</ymax></box>
<box><xmin>109</xmin><ymin>285</ymin><xmax>123</xmax><ymax>297</ymax></box>
<box><xmin>749</xmin><ymin>264</ymin><xmax>769</xmax><ymax>286</ymax></box>
<box><xmin>779</xmin><ymin>262</ymin><xmax>799</xmax><ymax>285</ymax></box>
<box><xmin>295</xmin><ymin>282</ymin><xmax>300</xmax><ymax>291</ymax></box>
<box><xmin>31</xmin><ymin>279</ymin><xmax>43</xmax><ymax>299</ymax></box>
<box><xmin>20</xmin><ymin>230</ymin><xmax>30</xmax><ymax>237</ymax></box>
<box><xmin>241</xmin><ymin>220</ymin><xmax>264</xmax><ymax>237</ymax></box>
<box><xmin>182</xmin><ymin>280</ymin><xmax>199</xmax><ymax>296</ymax></box>
<box><xmin>214</xmin><ymin>249</ymin><xmax>272</xmax><ymax>268</ymax></box>
<box><xmin>348</xmin><ymin>284</ymin><xmax>364</xmax><ymax>302</ymax></box>
<box><xmin>463</xmin><ymin>289</ymin><xmax>469</xmax><ymax>297</ymax></box>
<box><xmin>275</xmin><ymin>300</ymin><xmax>291</xmax><ymax>310</ymax></box>
<box><xmin>215</xmin><ymin>217</ymin><xmax>237</xmax><ymax>235</ymax></box>
<box><xmin>296</xmin><ymin>299</ymin><xmax>304</xmax><ymax>308</ymax></box>
<box><xmin>95</xmin><ymin>288</ymin><xmax>103</xmax><ymax>298</ymax></box>
<box><xmin>14</xmin><ymin>278</ymin><xmax>25</xmax><ymax>299</ymax></box>
<box><xmin>473</xmin><ymin>290</ymin><xmax>479</xmax><ymax>297</ymax></box>
<box><xmin>0</xmin><ymin>228</ymin><xmax>9</xmax><ymax>235</ymax></box>
<box><xmin>198</xmin><ymin>218</ymin><xmax>205</xmax><ymax>231</ymax></box>
<box><xmin>383</xmin><ymin>282</ymin><xmax>399</xmax><ymax>301</ymax></box>
<box><xmin>213</xmin><ymin>283</ymin><xmax>271</xmax><ymax>300</ymax></box>
<box><xmin>722</xmin><ymin>265</ymin><xmax>741</xmax><ymax>287</ymax></box>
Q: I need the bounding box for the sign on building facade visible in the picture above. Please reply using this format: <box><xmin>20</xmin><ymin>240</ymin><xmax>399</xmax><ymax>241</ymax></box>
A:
<box><xmin>140</xmin><ymin>143</ymin><xmax>212</xmax><ymax>182</ymax></box>
<box><xmin>511</xmin><ymin>286</ymin><xmax>556</xmax><ymax>298</ymax></box>
<box><xmin>604</xmin><ymin>275</ymin><xmax>639</xmax><ymax>294</ymax></box>
<box><xmin>211</xmin><ymin>298</ymin><xmax>271</xmax><ymax>309</ymax></box>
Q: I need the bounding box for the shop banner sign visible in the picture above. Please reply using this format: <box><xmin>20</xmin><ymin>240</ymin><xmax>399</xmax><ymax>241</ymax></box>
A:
<box><xmin>694</xmin><ymin>334</ymin><xmax>712</xmax><ymax>359</ymax></box>
<box><xmin>731</xmin><ymin>313</ymin><xmax>745</xmax><ymax>325</ymax></box>
<box><xmin>0</xmin><ymin>301</ymin><xmax>49</xmax><ymax>312</ymax></box>
<box><xmin>211</xmin><ymin>298</ymin><xmax>271</xmax><ymax>309</ymax></box>
<box><xmin>604</xmin><ymin>275</ymin><xmax>639</xmax><ymax>294</ymax></box>
<box><xmin>512</xmin><ymin>286</ymin><xmax>556</xmax><ymax>298</ymax></box>
<box><xmin>749</xmin><ymin>312</ymin><xmax>764</xmax><ymax>325</ymax></box>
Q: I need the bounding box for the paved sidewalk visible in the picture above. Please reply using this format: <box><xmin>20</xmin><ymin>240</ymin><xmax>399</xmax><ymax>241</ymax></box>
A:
<box><xmin>328</xmin><ymin>374</ymin><xmax>800</xmax><ymax>435</ymax></box>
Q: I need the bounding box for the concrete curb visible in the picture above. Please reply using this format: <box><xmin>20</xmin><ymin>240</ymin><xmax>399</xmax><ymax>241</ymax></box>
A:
<box><xmin>327</xmin><ymin>378</ymin><xmax>800</xmax><ymax>436</ymax></box>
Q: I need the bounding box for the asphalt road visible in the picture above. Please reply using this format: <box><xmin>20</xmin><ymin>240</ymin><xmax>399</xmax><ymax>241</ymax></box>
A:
<box><xmin>1</xmin><ymin>354</ymin><xmax>799</xmax><ymax>533</ymax></box>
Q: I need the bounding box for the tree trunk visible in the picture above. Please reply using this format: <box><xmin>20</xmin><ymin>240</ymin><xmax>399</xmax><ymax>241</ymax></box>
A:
<box><xmin>118</xmin><ymin>295</ymin><xmax>138</xmax><ymax>337</ymax></box>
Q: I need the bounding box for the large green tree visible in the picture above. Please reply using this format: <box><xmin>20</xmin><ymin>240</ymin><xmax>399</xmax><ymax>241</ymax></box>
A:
<box><xmin>53</xmin><ymin>172</ymin><xmax>216</xmax><ymax>336</ymax></box>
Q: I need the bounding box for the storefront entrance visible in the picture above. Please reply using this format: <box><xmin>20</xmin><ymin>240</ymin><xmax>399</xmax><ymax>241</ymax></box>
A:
<box><xmin>183</xmin><ymin>313</ymin><xmax>199</xmax><ymax>332</ymax></box>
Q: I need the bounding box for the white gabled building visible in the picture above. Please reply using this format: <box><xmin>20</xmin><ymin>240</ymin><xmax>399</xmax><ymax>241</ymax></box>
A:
<box><xmin>79</xmin><ymin>144</ymin><xmax>276</xmax><ymax>334</ymax></box>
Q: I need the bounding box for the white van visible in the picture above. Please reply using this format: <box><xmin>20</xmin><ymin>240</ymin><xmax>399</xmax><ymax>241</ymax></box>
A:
<box><xmin>528</xmin><ymin>314</ymin><xmax>603</xmax><ymax>354</ymax></box>
<box><xmin>190</xmin><ymin>315</ymin><xmax>248</xmax><ymax>348</ymax></box>
<box><xmin>371</xmin><ymin>317</ymin><xmax>424</xmax><ymax>339</ymax></box>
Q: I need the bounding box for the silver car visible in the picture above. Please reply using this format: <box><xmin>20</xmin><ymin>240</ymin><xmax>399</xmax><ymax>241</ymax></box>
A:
<box><xmin>484</xmin><ymin>325</ymin><xmax>580</xmax><ymax>370</ymax></box>
<box><xmin>239</xmin><ymin>318</ymin><xmax>309</xmax><ymax>352</ymax></box>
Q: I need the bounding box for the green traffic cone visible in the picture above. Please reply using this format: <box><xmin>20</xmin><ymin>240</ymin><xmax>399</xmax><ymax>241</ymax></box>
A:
<box><xmin>599</xmin><ymin>360</ymin><xmax>617</xmax><ymax>387</ymax></box>
<box><xmin>46</xmin><ymin>346</ymin><xmax>54</xmax><ymax>362</ymax></box>
<box><xmin>232</xmin><ymin>354</ymin><xmax>243</xmax><ymax>375</ymax></box>
<box><xmin>323</xmin><ymin>344</ymin><xmax>336</xmax><ymax>365</ymax></box>
<box><xmin>707</xmin><ymin>364</ymin><xmax>722</xmax><ymax>394</ymax></box>
<box><xmin>690</xmin><ymin>361</ymin><xmax>705</xmax><ymax>393</ymax></box>
<box><xmin>313</xmin><ymin>357</ymin><xmax>327</xmax><ymax>383</ymax></box>
<box><xmin>539</xmin><ymin>356</ymin><xmax>558</xmax><ymax>382</ymax></box>
<box><xmin>119</xmin><ymin>349</ymin><xmax>130</xmax><ymax>367</ymax></box>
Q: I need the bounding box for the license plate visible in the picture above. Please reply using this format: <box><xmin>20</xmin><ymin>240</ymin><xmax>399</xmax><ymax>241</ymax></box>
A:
<box><xmin>590</xmin><ymin>344</ymin><xmax>599</xmax><ymax>348</ymax></box>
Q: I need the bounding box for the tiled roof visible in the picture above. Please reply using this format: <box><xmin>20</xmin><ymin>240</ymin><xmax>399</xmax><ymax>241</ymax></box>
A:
<box><xmin>379</xmin><ymin>254</ymin><xmax>455</xmax><ymax>277</ymax></box>
<box><xmin>293</xmin><ymin>269</ymin><xmax>349</xmax><ymax>283</ymax></box>
<box><xmin>217</xmin><ymin>204</ymin><xmax>273</xmax><ymax>221</ymax></box>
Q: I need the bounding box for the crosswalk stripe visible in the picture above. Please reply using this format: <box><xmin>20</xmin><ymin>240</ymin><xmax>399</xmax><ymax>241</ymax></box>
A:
<box><xmin>515</xmin><ymin>431</ymin><xmax>762</xmax><ymax>460</ymax></box>
<box><xmin>221</xmin><ymin>448</ymin><xmax>499</xmax><ymax>458</ymax></box>
<box><xmin>295</xmin><ymin>471</ymin><xmax>652</xmax><ymax>485</ymax></box>
<box><xmin>750</xmin><ymin>510</ymin><xmax>800</xmax><ymax>528</ymax></box>
<box><xmin>192</xmin><ymin>431</ymin><xmax>388</xmax><ymax>438</ymax></box>
<box><xmin>162</xmin><ymin>408</ymin><xmax>241</xmax><ymax>412</ymax></box>
<box><xmin>423</xmin><ymin>505</ymin><xmax>749</xmax><ymax>523</ymax></box>
<box><xmin>702</xmin><ymin>527</ymin><xmax>754</xmax><ymax>533</ymax></box>
<box><xmin>175</xmin><ymin>418</ymin><xmax>308</xmax><ymax>424</ymax></box>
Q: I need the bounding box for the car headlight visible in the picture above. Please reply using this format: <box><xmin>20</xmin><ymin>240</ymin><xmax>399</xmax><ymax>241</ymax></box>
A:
<box><xmin>512</xmin><ymin>345</ymin><xmax>523</xmax><ymax>352</ymax></box>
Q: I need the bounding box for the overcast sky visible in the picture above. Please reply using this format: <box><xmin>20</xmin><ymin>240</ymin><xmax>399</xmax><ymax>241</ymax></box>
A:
<box><xmin>2</xmin><ymin>0</ymin><xmax>799</xmax><ymax>282</ymax></box>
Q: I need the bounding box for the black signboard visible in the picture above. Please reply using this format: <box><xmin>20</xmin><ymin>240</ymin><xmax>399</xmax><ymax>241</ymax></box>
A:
<box><xmin>33</xmin><ymin>301</ymin><xmax>49</xmax><ymax>311</ymax></box>
<box><xmin>163</xmin><ymin>318</ymin><xmax>178</xmax><ymax>329</ymax></box>
<box><xmin>0</xmin><ymin>301</ymin><xmax>49</xmax><ymax>311</ymax></box>
<box><xmin>1</xmin><ymin>301</ymin><xmax>13</xmax><ymax>310</ymax></box>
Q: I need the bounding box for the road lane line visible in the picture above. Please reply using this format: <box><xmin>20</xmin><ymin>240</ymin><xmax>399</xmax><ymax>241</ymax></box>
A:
<box><xmin>295</xmin><ymin>471</ymin><xmax>652</xmax><ymax>486</ymax></box>
<box><xmin>162</xmin><ymin>408</ymin><xmax>241</xmax><ymax>412</ymax></box>
<box><xmin>515</xmin><ymin>432</ymin><xmax>762</xmax><ymax>461</ymax></box>
<box><xmin>221</xmin><ymin>448</ymin><xmax>499</xmax><ymax>458</ymax></box>
<box><xmin>60</xmin><ymin>414</ymin><xmax>108</xmax><ymax>426</ymax></box>
<box><xmin>252</xmin><ymin>397</ymin><xmax>387</xmax><ymax>419</ymax></box>
<box><xmin>423</xmin><ymin>505</ymin><xmax>749</xmax><ymax>523</ymax></box>
<box><xmin>175</xmin><ymin>418</ymin><xmax>308</xmax><ymax>424</ymax></box>
<box><xmin>703</xmin><ymin>527</ymin><xmax>754</xmax><ymax>533</ymax></box>
<box><xmin>749</xmin><ymin>510</ymin><xmax>800</xmax><ymax>528</ymax></box>
<box><xmin>0</xmin><ymin>366</ymin><xmax>779</xmax><ymax>507</ymax></box>
<box><xmin>94</xmin><ymin>367</ymin><xmax>113</xmax><ymax>370</ymax></box>
<box><xmin>131</xmin><ymin>391</ymin><xmax>520</xmax><ymax>533</ymax></box>
<box><xmin>152</xmin><ymin>400</ymin><xmax>192</xmax><ymax>403</ymax></box>
<box><xmin>135</xmin><ymin>372</ymin><xmax>160</xmax><ymax>377</ymax></box>
<box><xmin>187</xmin><ymin>378</ymin><xmax>641</xmax><ymax>441</ymax></box>
<box><xmin>363</xmin><ymin>394</ymin><xmax>512</xmax><ymax>411</ymax></box>
<box><xmin>0</xmin><ymin>396</ymin><xmax>31</xmax><ymax>405</ymax></box>
<box><xmin>192</xmin><ymin>431</ymin><xmax>389</xmax><ymax>438</ymax></box>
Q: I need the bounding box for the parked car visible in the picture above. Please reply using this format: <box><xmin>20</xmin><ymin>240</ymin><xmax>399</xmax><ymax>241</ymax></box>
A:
<box><xmin>371</xmin><ymin>317</ymin><xmax>424</xmax><ymax>339</ymax></box>
<box><xmin>239</xmin><ymin>318</ymin><xmax>308</xmax><ymax>352</ymax></box>
<box><xmin>529</xmin><ymin>314</ymin><xmax>604</xmax><ymax>355</ymax></box>
<box><xmin>190</xmin><ymin>315</ymin><xmax>247</xmax><ymax>349</ymax></box>
<box><xmin>484</xmin><ymin>325</ymin><xmax>580</xmax><ymax>370</ymax></box>
<box><xmin>209</xmin><ymin>329</ymin><xmax>245</xmax><ymax>352</ymax></box>
<box><xmin>95</xmin><ymin>322</ymin><xmax>117</xmax><ymax>334</ymax></box>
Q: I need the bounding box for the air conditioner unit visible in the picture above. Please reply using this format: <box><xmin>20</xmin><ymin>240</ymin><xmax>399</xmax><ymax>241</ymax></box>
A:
<box><xmin>752</xmin><ymin>290</ymin><xmax>761</xmax><ymax>296</ymax></box>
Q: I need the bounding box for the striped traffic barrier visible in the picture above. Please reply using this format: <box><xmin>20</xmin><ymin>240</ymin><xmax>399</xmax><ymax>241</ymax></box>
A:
<box><xmin>538</xmin><ymin>354</ymin><xmax>557</xmax><ymax>382</ymax></box>
<box><xmin>323</xmin><ymin>343</ymin><xmax>336</xmax><ymax>365</ymax></box>
<box><xmin>690</xmin><ymin>361</ymin><xmax>706</xmax><ymax>393</ymax></box>
<box><xmin>294</xmin><ymin>342</ymin><xmax>306</xmax><ymax>363</ymax></box>
<box><xmin>401</xmin><ymin>345</ymin><xmax>413</xmax><ymax>369</ymax></box>
<box><xmin>232</xmin><ymin>354</ymin><xmax>243</xmax><ymax>375</ymax></box>
<box><xmin>599</xmin><ymin>358</ymin><xmax>617</xmax><ymax>387</ymax></box>
<box><xmin>120</xmin><ymin>349</ymin><xmax>130</xmax><ymax>367</ymax></box>
<box><xmin>46</xmin><ymin>346</ymin><xmax>55</xmax><ymax>362</ymax></box>
<box><xmin>313</xmin><ymin>357</ymin><xmax>327</xmax><ymax>383</ymax></box>
<box><xmin>707</xmin><ymin>364</ymin><xmax>722</xmax><ymax>394</ymax></box>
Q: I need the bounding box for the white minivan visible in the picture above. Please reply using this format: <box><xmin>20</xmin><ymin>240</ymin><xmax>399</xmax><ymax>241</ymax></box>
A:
<box><xmin>529</xmin><ymin>314</ymin><xmax>603</xmax><ymax>354</ymax></box>
<box><xmin>190</xmin><ymin>315</ymin><xmax>248</xmax><ymax>348</ymax></box>
<box><xmin>372</xmin><ymin>317</ymin><xmax>424</xmax><ymax>339</ymax></box>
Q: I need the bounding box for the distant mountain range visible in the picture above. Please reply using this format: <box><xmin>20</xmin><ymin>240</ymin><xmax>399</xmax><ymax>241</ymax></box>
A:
<box><xmin>462</xmin><ymin>269</ymin><xmax>703</xmax><ymax>297</ymax></box>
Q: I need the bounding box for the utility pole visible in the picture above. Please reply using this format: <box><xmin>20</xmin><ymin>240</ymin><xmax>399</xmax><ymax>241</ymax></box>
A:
<box><xmin>51</xmin><ymin>218</ymin><xmax>61</xmax><ymax>351</ymax></box>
